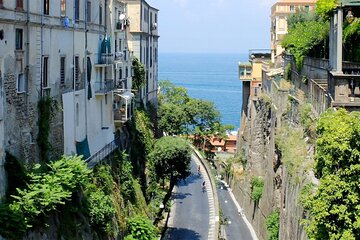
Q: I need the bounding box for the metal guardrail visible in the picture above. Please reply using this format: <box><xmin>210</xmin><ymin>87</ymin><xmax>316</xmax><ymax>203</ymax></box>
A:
<box><xmin>85</xmin><ymin>137</ymin><xmax>120</xmax><ymax>168</ymax></box>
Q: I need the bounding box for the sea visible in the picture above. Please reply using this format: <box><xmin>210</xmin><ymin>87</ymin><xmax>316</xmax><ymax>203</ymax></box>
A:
<box><xmin>158</xmin><ymin>53</ymin><xmax>247</xmax><ymax>131</ymax></box>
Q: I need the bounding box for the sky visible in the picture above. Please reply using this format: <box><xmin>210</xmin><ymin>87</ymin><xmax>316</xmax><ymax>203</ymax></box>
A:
<box><xmin>147</xmin><ymin>0</ymin><xmax>277</xmax><ymax>54</ymax></box>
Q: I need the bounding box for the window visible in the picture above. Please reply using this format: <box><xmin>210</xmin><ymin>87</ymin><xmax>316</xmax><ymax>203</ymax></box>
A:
<box><xmin>75</xmin><ymin>0</ymin><xmax>80</xmax><ymax>21</ymax></box>
<box><xmin>119</xmin><ymin>68</ymin><xmax>123</xmax><ymax>79</ymax></box>
<box><xmin>290</xmin><ymin>5</ymin><xmax>295</xmax><ymax>12</ymax></box>
<box><xmin>125</xmin><ymin>67</ymin><xmax>128</xmax><ymax>78</ymax></box>
<box><xmin>87</xmin><ymin>1</ymin><xmax>91</xmax><ymax>22</ymax></box>
<box><xmin>99</xmin><ymin>4</ymin><xmax>102</xmax><ymax>25</ymax></box>
<box><xmin>44</xmin><ymin>0</ymin><xmax>49</xmax><ymax>15</ymax></box>
<box><xmin>76</xmin><ymin>103</ymin><xmax>79</xmax><ymax>126</ymax></box>
<box><xmin>155</xmin><ymin>13</ymin><xmax>157</xmax><ymax>23</ymax></box>
<box><xmin>60</xmin><ymin>56</ymin><xmax>65</xmax><ymax>84</ymax></box>
<box><xmin>74</xmin><ymin>56</ymin><xmax>79</xmax><ymax>83</ymax></box>
<box><xmin>304</xmin><ymin>5</ymin><xmax>309</xmax><ymax>11</ymax></box>
<box><xmin>60</xmin><ymin>0</ymin><xmax>66</xmax><ymax>17</ymax></box>
<box><xmin>17</xmin><ymin>73</ymin><xmax>26</xmax><ymax>92</ymax></box>
<box><xmin>42</xmin><ymin>56</ymin><xmax>49</xmax><ymax>88</ymax></box>
<box><xmin>15</xmin><ymin>29</ymin><xmax>23</xmax><ymax>50</ymax></box>
<box><xmin>16</xmin><ymin>0</ymin><xmax>23</xmax><ymax>10</ymax></box>
<box><xmin>150</xmin><ymin>46</ymin><xmax>152</xmax><ymax>67</ymax></box>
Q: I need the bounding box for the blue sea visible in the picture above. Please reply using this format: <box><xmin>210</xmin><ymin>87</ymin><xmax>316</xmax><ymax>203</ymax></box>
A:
<box><xmin>158</xmin><ymin>53</ymin><xmax>247</xmax><ymax>130</ymax></box>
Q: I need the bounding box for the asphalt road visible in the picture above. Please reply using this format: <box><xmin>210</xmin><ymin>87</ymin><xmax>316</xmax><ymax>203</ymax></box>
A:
<box><xmin>218</xmin><ymin>182</ymin><xmax>253</xmax><ymax>240</ymax></box>
<box><xmin>163</xmin><ymin>158</ymin><xmax>210</xmax><ymax>240</ymax></box>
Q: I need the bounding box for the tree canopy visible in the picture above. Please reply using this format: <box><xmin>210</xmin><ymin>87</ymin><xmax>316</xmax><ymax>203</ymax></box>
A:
<box><xmin>157</xmin><ymin>80</ymin><xmax>233</xmax><ymax>153</ymax></box>
<box><xmin>303</xmin><ymin>109</ymin><xmax>360</xmax><ymax>240</ymax></box>
<box><xmin>282</xmin><ymin>18</ymin><xmax>329</xmax><ymax>70</ymax></box>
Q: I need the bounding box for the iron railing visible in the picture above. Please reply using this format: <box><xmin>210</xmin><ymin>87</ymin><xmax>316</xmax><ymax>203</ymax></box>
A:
<box><xmin>95</xmin><ymin>79</ymin><xmax>115</xmax><ymax>94</ymax></box>
<box><xmin>85</xmin><ymin>137</ymin><xmax>120</xmax><ymax>168</ymax></box>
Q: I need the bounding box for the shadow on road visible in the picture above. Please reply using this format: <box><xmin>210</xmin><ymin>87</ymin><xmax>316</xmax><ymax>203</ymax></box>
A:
<box><xmin>163</xmin><ymin>227</ymin><xmax>202</xmax><ymax>240</ymax></box>
<box><xmin>171</xmin><ymin>192</ymin><xmax>192</xmax><ymax>200</ymax></box>
<box><xmin>177</xmin><ymin>173</ymin><xmax>201</xmax><ymax>187</ymax></box>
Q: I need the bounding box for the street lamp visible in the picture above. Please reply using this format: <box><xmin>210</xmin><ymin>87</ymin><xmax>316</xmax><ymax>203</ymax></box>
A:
<box><xmin>346</xmin><ymin>10</ymin><xmax>355</xmax><ymax>23</ymax></box>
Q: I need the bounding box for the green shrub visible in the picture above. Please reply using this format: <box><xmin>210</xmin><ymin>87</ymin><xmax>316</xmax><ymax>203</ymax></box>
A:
<box><xmin>251</xmin><ymin>177</ymin><xmax>264</xmax><ymax>202</ymax></box>
<box><xmin>125</xmin><ymin>215</ymin><xmax>157</xmax><ymax>240</ymax></box>
<box><xmin>0</xmin><ymin>156</ymin><xmax>91</xmax><ymax>238</ymax></box>
<box><xmin>285</xmin><ymin>63</ymin><xmax>292</xmax><ymax>81</ymax></box>
<box><xmin>87</xmin><ymin>188</ymin><xmax>116</xmax><ymax>235</ymax></box>
<box><xmin>266</xmin><ymin>210</ymin><xmax>280</xmax><ymax>240</ymax></box>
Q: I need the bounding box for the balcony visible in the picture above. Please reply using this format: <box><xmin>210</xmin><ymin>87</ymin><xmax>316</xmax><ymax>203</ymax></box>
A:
<box><xmin>113</xmin><ymin>90</ymin><xmax>134</xmax><ymax>125</ymax></box>
<box><xmin>95</xmin><ymin>79</ymin><xmax>115</xmax><ymax>95</ymax></box>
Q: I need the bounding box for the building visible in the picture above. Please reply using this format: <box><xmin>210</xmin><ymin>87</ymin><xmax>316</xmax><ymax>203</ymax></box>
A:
<box><xmin>124</xmin><ymin>0</ymin><xmax>159</xmax><ymax>106</ymax></box>
<box><xmin>0</xmin><ymin>0</ymin><xmax>138</xmax><ymax>188</ymax></box>
<box><xmin>239</xmin><ymin>50</ymin><xmax>271</xmax><ymax>113</ymax></box>
<box><xmin>270</xmin><ymin>0</ymin><xmax>316</xmax><ymax>63</ymax></box>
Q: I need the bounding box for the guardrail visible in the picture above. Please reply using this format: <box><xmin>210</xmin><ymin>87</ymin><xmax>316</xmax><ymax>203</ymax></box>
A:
<box><xmin>85</xmin><ymin>137</ymin><xmax>120</xmax><ymax>168</ymax></box>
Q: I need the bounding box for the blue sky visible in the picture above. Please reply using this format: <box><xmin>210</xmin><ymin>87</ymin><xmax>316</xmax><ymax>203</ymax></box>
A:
<box><xmin>148</xmin><ymin>0</ymin><xmax>277</xmax><ymax>54</ymax></box>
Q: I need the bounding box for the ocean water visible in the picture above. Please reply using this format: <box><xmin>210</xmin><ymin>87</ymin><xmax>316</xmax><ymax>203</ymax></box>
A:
<box><xmin>158</xmin><ymin>53</ymin><xmax>247</xmax><ymax>130</ymax></box>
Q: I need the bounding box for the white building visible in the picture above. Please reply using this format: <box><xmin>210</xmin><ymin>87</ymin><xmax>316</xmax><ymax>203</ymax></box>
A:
<box><xmin>0</xmin><ymin>0</ymin><xmax>135</xmax><ymax>183</ymax></box>
<box><xmin>125</xmin><ymin>0</ymin><xmax>159</xmax><ymax>105</ymax></box>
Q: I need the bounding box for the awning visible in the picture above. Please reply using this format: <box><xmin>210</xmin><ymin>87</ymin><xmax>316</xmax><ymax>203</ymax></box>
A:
<box><xmin>114</xmin><ymin>90</ymin><xmax>134</xmax><ymax>100</ymax></box>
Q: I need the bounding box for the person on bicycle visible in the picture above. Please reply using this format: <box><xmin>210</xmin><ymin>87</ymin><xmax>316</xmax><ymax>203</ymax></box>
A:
<box><xmin>197</xmin><ymin>165</ymin><xmax>201</xmax><ymax>175</ymax></box>
<box><xmin>202</xmin><ymin>181</ymin><xmax>206</xmax><ymax>191</ymax></box>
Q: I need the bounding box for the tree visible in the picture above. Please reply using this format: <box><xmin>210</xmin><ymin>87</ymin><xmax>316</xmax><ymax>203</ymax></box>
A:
<box><xmin>132</xmin><ymin>57</ymin><xmax>146</xmax><ymax>90</ymax></box>
<box><xmin>282</xmin><ymin>19</ymin><xmax>329</xmax><ymax>70</ymax></box>
<box><xmin>149</xmin><ymin>136</ymin><xmax>191</xmax><ymax>224</ymax></box>
<box><xmin>315</xmin><ymin>0</ymin><xmax>338</xmax><ymax>19</ymax></box>
<box><xmin>303</xmin><ymin>109</ymin><xmax>360</xmax><ymax>240</ymax></box>
<box><xmin>158</xmin><ymin>102</ymin><xmax>188</xmax><ymax>135</ymax></box>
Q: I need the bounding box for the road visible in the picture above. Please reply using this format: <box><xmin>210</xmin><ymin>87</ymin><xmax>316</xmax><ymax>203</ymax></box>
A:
<box><xmin>218</xmin><ymin>182</ymin><xmax>253</xmax><ymax>240</ymax></box>
<box><xmin>163</xmin><ymin>156</ymin><xmax>211</xmax><ymax>240</ymax></box>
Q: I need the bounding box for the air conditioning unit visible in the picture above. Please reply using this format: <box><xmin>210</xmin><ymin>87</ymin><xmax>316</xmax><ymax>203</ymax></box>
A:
<box><xmin>151</xmin><ymin>23</ymin><xmax>157</xmax><ymax>30</ymax></box>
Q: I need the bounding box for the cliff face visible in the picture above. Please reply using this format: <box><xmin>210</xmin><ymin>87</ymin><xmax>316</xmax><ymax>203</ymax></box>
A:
<box><xmin>232</xmin><ymin>84</ymin><xmax>317</xmax><ymax>240</ymax></box>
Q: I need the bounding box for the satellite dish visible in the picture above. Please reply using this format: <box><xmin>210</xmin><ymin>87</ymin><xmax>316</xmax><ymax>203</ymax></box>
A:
<box><xmin>119</xmin><ymin>14</ymin><xmax>126</xmax><ymax>21</ymax></box>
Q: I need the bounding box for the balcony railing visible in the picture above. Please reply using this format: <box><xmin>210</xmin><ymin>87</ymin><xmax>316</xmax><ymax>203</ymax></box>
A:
<box><xmin>95</xmin><ymin>79</ymin><xmax>115</xmax><ymax>94</ymax></box>
<box><xmin>98</xmin><ymin>53</ymin><xmax>114</xmax><ymax>65</ymax></box>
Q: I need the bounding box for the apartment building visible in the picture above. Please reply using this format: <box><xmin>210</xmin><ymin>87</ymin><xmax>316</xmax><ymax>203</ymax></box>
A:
<box><xmin>124</xmin><ymin>0</ymin><xmax>159</xmax><ymax>105</ymax></box>
<box><xmin>271</xmin><ymin>0</ymin><xmax>316</xmax><ymax>63</ymax></box>
<box><xmin>0</xmin><ymin>0</ymin><xmax>134</xmax><ymax>176</ymax></box>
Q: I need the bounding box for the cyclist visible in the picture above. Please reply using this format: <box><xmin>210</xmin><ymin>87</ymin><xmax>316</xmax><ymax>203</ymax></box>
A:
<box><xmin>202</xmin><ymin>181</ymin><xmax>206</xmax><ymax>192</ymax></box>
<box><xmin>197</xmin><ymin>165</ymin><xmax>201</xmax><ymax>175</ymax></box>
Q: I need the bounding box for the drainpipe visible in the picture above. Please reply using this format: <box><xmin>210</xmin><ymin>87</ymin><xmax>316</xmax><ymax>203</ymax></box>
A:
<box><xmin>84</xmin><ymin>0</ymin><xmax>88</xmax><ymax>136</ymax></box>
<box><xmin>26</xmin><ymin>0</ymin><xmax>30</xmax><ymax>112</ymax></box>
<box><xmin>40</xmin><ymin>0</ymin><xmax>44</xmax><ymax>98</ymax></box>
<box><xmin>73</xmin><ymin>0</ymin><xmax>76</xmax><ymax>145</ymax></box>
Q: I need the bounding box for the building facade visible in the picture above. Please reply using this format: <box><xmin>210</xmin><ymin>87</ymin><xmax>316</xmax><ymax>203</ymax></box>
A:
<box><xmin>124</xmin><ymin>0</ymin><xmax>159</xmax><ymax>105</ymax></box>
<box><xmin>271</xmin><ymin>0</ymin><xmax>316</xmax><ymax>63</ymax></box>
<box><xmin>0</xmin><ymin>0</ymin><xmax>139</xmax><ymax>194</ymax></box>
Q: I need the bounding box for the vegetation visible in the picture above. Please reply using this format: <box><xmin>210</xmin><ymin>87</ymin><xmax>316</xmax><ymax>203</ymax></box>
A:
<box><xmin>125</xmin><ymin>215</ymin><xmax>157</xmax><ymax>240</ymax></box>
<box><xmin>132</xmin><ymin>57</ymin><xmax>146</xmax><ymax>90</ymax></box>
<box><xmin>266</xmin><ymin>210</ymin><xmax>280</xmax><ymax>240</ymax></box>
<box><xmin>282</xmin><ymin>19</ymin><xmax>329</xmax><ymax>70</ymax></box>
<box><xmin>285</xmin><ymin>63</ymin><xmax>292</xmax><ymax>81</ymax></box>
<box><xmin>302</xmin><ymin>109</ymin><xmax>360</xmax><ymax>240</ymax></box>
<box><xmin>37</xmin><ymin>96</ymin><xmax>58</xmax><ymax>162</ymax></box>
<box><xmin>276</xmin><ymin>123</ymin><xmax>309</xmax><ymax>181</ymax></box>
<box><xmin>0</xmin><ymin>156</ymin><xmax>91</xmax><ymax>239</ymax></box>
<box><xmin>250</xmin><ymin>176</ymin><xmax>264</xmax><ymax>203</ymax></box>
<box><xmin>315</xmin><ymin>0</ymin><xmax>338</xmax><ymax>19</ymax></box>
<box><xmin>149</xmin><ymin>136</ymin><xmax>191</xmax><ymax>223</ymax></box>
<box><xmin>158</xmin><ymin>80</ymin><xmax>234</xmax><ymax>156</ymax></box>
<box><xmin>299</xmin><ymin>103</ymin><xmax>316</xmax><ymax>140</ymax></box>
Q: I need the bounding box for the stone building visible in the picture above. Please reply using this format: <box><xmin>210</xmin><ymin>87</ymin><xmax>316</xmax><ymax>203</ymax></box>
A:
<box><xmin>0</xmin><ymin>0</ymin><xmax>144</xmax><ymax>195</ymax></box>
<box><xmin>270</xmin><ymin>0</ymin><xmax>316</xmax><ymax>63</ymax></box>
<box><xmin>124</xmin><ymin>0</ymin><xmax>159</xmax><ymax>106</ymax></box>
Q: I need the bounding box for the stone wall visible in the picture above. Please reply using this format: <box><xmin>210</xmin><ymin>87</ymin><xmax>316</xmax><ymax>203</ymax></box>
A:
<box><xmin>3</xmin><ymin>69</ymin><xmax>38</xmax><ymax>164</ymax></box>
<box><xmin>232</xmin><ymin>84</ymin><xmax>317</xmax><ymax>240</ymax></box>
